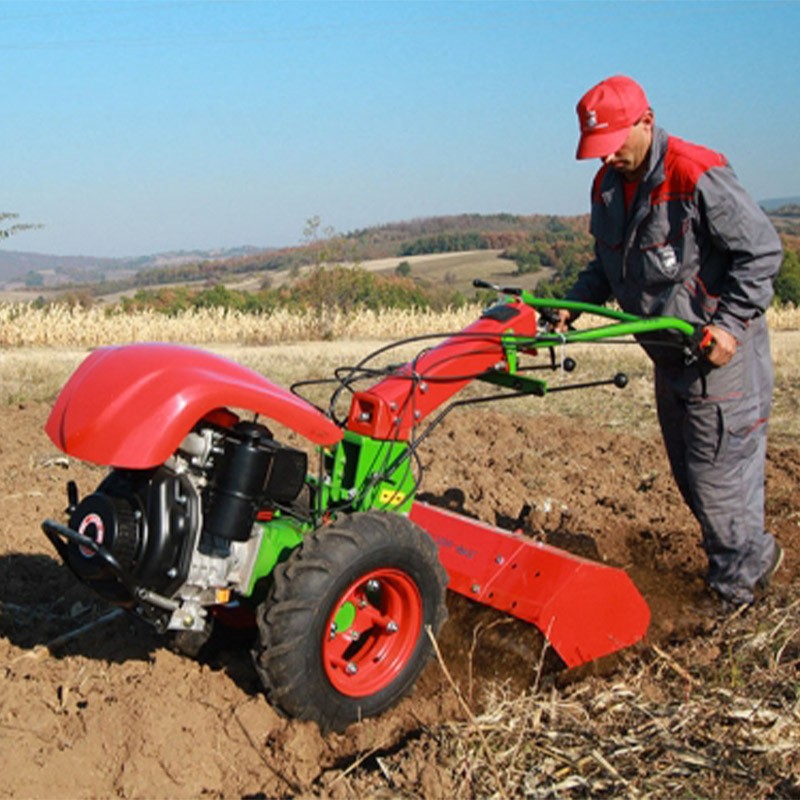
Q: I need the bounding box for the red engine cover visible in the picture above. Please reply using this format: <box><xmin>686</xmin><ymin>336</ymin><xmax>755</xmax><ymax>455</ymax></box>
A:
<box><xmin>46</xmin><ymin>343</ymin><xmax>343</xmax><ymax>468</ymax></box>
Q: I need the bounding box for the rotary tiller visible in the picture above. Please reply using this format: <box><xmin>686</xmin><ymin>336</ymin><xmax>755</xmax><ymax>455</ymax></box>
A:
<box><xmin>42</xmin><ymin>281</ymin><xmax>698</xmax><ymax>731</ymax></box>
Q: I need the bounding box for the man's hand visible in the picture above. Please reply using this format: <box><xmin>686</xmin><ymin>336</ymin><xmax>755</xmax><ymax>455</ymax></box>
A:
<box><xmin>553</xmin><ymin>309</ymin><xmax>574</xmax><ymax>333</ymax></box>
<box><xmin>703</xmin><ymin>324</ymin><xmax>738</xmax><ymax>367</ymax></box>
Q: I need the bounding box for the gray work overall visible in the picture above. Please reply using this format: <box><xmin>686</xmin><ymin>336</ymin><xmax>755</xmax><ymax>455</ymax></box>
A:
<box><xmin>568</xmin><ymin>126</ymin><xmax>782</xmax><ymax>603</ymax></box>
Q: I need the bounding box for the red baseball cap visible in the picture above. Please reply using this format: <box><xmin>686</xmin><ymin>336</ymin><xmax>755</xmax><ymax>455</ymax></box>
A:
<box><xmin>575</xmin><ymin>75</ymin><xmax>650</xmax><ymax>160</ymax></box>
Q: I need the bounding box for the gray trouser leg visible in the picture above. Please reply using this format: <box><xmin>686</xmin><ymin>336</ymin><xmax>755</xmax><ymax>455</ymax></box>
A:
<box><xmin>654</xmin><ymin>316</ymin><xmax>776</xmax><ymax>604</ymax></box>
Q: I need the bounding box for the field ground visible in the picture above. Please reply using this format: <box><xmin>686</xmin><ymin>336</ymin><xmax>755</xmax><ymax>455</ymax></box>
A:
<box><xmin>4</xmin><ymin>329</ymin><xmax>800</xmax><ymax>440</ymax></box>
<box><xmin>1</xmin><ymin>339</ymin><xmax>798</xmax><ymax>798</ymax></box>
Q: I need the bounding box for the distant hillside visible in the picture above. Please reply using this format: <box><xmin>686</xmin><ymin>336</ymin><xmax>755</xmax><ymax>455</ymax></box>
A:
<box><xmin>2</xmin><ymin>207</ymin><xmax>797</xmax><ymax>301</ymax></box>
<box><xmin>760</xmin><ymin>196</ymin><xmax>800</xmax><ymax>212</ymax></box>
<box><xmin>107</xmin><ymin>214</ymin><xmax>592</xmax><ymax>296</ymax></box>
<box><xmin>0</xmin><ymin>245</ymin><xmax>271</xmax><ymax>288</ymax></box>
<box><xmin>0</xmin><ymin>251</ymin><xmax>120</xmax><ymax>284</ymax></box>
<box><xmin>0</xmin><ymin>213</ymin><xmax>588</xmax><ymax>298</ymax></box>
<box><xmin>762</xmin><ymin>200</ymin><xmax>800</xmax><ymax>237</ymax></box>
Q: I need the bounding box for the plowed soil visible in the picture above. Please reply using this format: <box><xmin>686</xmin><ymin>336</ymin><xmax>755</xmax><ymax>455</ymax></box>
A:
<box><xmin>1</xmin><ymin>402</ymin><xmax>797</xmax><ymax>798</ymax></box>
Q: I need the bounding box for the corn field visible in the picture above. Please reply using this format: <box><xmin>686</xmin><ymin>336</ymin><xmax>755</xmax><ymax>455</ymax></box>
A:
<box><xmin>1</xmin><ymin>302</ymin><xmax>798</xmax><ymax>348</ymax></box>
<box><xmin>0</xmin><ymin>303</ymin><xmax>484</xmax><ymax>347</ymax></box>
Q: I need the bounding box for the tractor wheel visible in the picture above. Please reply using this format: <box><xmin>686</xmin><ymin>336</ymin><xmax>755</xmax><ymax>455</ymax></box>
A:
<box><xmin>252</xmin><ymin>512</ymin><xmax>448</xmax><ymax>731</ymax></box>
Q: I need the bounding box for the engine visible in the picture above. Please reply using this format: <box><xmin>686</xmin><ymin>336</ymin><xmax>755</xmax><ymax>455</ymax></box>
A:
<box><xmin>62</xmin><ymin>419</ymin><xmax>308</xmax><ymax>632</ymax></box>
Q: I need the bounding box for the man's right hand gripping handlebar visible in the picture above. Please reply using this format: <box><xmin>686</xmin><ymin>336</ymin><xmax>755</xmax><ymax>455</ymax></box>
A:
<box><xmin>693</xmin><ymin>324</ymin><xmax>738</xmax><ymax>368</ymax></box>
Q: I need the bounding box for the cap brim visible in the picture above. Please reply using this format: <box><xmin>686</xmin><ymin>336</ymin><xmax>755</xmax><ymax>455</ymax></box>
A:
<box><xmin>576</xmin><ymin>126</ymin><xmax>631</xmax><ymax>160</ymax></box>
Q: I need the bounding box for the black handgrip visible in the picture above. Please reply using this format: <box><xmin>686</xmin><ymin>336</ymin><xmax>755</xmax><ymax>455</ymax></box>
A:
<box><xmin>472</xmin><ymin>279</ymin><xmax>522</xmax><ymax>296</ymax></box>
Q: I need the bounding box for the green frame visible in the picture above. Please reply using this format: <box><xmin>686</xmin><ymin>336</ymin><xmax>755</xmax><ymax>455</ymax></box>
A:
<box><xmin>244</xmin><ymin>294</ymin><xmax>698</xmax><ymax>597</ymax></box>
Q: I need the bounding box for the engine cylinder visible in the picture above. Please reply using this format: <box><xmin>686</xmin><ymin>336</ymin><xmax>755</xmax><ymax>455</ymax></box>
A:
<box><xmin>204</xmin><ymin>423</ymin><xmax>273</xmax><ymax>542</ymax></box>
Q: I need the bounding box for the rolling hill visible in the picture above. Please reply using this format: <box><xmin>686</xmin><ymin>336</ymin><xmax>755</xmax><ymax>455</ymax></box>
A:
<box><xmin>2</xmin><ymin>205</ymin><xmax>797</xmax><ymax>304</ymax></box>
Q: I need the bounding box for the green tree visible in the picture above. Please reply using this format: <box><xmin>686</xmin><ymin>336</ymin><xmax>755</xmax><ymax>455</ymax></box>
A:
<box><xmin>774</xmin><ymin>248</ymin><xmax>800</xmax><ymax>306</ymax></box>
<box><xmin>24</xmin><ymin>270</ymin><xmax>44</xmax><ymax>287</ymax></box>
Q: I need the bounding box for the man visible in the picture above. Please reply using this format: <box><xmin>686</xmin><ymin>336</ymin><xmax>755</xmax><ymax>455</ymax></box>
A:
<box><xmin>555</xmin><ymin>75</ymin><xmax>783</xmax><ymax>608</ymax></box>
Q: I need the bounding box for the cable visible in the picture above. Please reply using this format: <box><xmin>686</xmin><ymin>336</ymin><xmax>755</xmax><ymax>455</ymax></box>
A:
<box><xmin>295</xmin><ymin>322</ymin><xmax>697</xmax><ymax>515</ymax></box>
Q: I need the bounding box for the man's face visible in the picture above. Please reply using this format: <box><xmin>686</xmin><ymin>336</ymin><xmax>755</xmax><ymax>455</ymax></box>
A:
<box><xmin>602</xmin><ymin>111</ymin><xmax>654</xmax><ymax>181</ymax></box>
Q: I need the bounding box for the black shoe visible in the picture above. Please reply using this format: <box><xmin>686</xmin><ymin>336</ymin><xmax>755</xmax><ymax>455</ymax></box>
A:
<box><xmin>756</xmin><ymin>543</ymin><xmax>784</xmax><ymax>592</ymax></box>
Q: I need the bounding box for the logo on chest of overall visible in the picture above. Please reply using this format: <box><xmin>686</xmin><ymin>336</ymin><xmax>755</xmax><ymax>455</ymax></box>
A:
<box><xmin>656</xmin><ymin>244</ymin><xmax>679</xmax><ymax>278</ymax></box>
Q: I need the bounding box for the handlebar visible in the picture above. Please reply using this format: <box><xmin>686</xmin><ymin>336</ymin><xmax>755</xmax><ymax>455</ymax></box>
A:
<box><xmin>473</xmin><ymin>278</ymin><xmax>698</xmax><ymax>345</ymax></box>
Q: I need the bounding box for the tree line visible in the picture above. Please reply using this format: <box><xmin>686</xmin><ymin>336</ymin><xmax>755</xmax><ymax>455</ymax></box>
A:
<box><xmin>116</xmin><ymin>266</ymin><xmax>467</xmax><ymax>316</ymax></box>
<box><xmin>5</xmin><ymin>209</ymin><xmax>800</xmax><ymax>308</ymax></box>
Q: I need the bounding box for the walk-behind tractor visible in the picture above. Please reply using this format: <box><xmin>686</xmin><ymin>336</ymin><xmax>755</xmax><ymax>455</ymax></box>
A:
<box><xmin>42</xmin><ymin>282</ymin><xmax>700</xmax><ymax>731</ymax></box>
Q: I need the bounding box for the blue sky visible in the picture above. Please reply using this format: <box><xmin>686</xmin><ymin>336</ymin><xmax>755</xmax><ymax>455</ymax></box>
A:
<box><xmin>2</xmin><ymin>0</ymin><xmax>799</xmax><ymax>258</ymax></box>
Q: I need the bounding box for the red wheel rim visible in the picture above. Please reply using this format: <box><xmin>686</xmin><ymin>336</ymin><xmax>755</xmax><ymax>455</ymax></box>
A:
<box><xmin>323</xmin><ymin>567</ymin><xmax>423</xmax><ymax>697</ymax></box>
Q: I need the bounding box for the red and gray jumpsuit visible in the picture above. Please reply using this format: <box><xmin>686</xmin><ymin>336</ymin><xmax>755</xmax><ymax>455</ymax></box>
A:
<box><xmin>567</xmin><ymin>125</ymin><xmax>782</xmax><ymax>604</ymax></box>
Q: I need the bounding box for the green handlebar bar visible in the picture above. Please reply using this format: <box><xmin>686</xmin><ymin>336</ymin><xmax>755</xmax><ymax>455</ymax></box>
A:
<box><xmin>533</xmin><ymin>318</ymin><xmax>695</xmax><ymax>347</ymax></box>
<box><xmin>473</xmin><ymin>279</ymin><xmax>699</xmax><ymax>347</ymax></box>
<box><xmin>518</xmin><ymin>290</ymin><xmax>695</xmax><ymax>338</ymax></box>
<box><xmin>518</xmin><ymin>291</ymin><xmax>642</xmax><ymax>323</ymax></box>
<box><xmin>511</xmin><ymin>292</ymin><xmax>697</xmax><ymax>347</ymax></box>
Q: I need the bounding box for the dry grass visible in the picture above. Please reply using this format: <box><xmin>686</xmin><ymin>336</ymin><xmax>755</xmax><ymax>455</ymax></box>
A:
<box><xmin>768</xmin><ymin>303</ymin><xmax>800</xmax><ymax>331</ymax></box>
<box><xmin>3</xmin><ymin>304</ymin><xmax>800</xmax><ymax>444</ymax></box>
<box><xmin>456</xmin><ymin>596</ymin><xmax>799</xmax><ymax>798</ymax></box>
<box><xmin>331</xmin><ymin>594</ymin><xmax>800</xmax><ymax>799</ymax></box>
<box><xmin>2</xmin><ymin>301</ymin><xmax>798</xmax><ymax>349</ymax></box>
<box><xmin>0</xmin><ymin>303</ymin><xmax>483</xmax><ymax>348</ymax></box>
<box><xmin>0</xmin><ymin>340</ymin><xmax>435</xmax><ymax>407</ymax></box>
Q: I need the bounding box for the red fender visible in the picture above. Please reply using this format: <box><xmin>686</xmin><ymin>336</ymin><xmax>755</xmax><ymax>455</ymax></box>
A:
<box><xmin>46</xmin><ymin>343</ymin><xmax>343</xmax><ymax>468</ymax></box>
